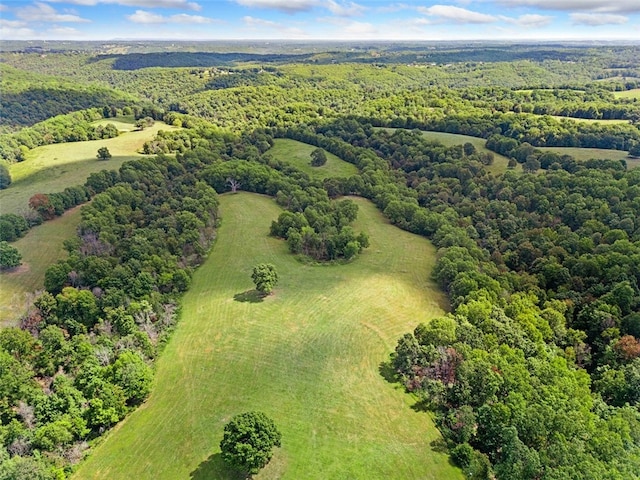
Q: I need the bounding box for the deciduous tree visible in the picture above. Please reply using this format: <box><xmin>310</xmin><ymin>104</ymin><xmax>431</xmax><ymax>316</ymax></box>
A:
<box><xmin>251</xmin><ymin>263</ymin><xmax>278</xmax><ymax>295</ymax></box>
<box><xmin>220</xmin><ymin>411</ymin><xmax>282</xmax><ymax>475</ymax></box>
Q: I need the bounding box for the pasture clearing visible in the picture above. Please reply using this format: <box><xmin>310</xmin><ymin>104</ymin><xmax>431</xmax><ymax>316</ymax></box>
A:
<box><xmin>613</xmin><ymin>89</ymin><xmax>640</xmax><ymax>99</ymax></box>
<box><xmin>549</xmin><ymin>115</ymin><xmax>630</xmax><ymax>125</ymax></box>
<box><xmin>268</xmin><ymin>138</ymin><xmax>359</xmax><ymax>179</ymax></box>
<box><xmin>0</xmin><ymin>207</ymin><xmax>82</xmax><ymax>325</ymax></box>
<box><xmin>73</xmin><ymin>193</ymin><xmax>461</xmax><ymax>480</ymax></box>
<box><xmin>0</xmin><ymin>121</ymin><xmax>175</xmax><ymax>215</ymax></box>
<box><xmin>538</xmin><ymin>146</ymin><xmax>630</xmax><ymax>163</ymax></box>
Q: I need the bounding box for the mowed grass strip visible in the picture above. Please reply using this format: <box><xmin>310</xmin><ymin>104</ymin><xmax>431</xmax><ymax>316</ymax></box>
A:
<box><xmin>268</xmin><ymin>139</ymin><xmax>359</xmax><ymax>179</ymax></box>
<box><xmin>0</xmin><ymin>207</ymin><xmax>82</xmax><ymax>325</ymax></box>
<box><xmin>0</xmin><ymin>121</ymin><xmax>176</xmax><ymax>215</ymax></box>
<box><xmin>74</xmin><ymin>193</ymin><xmax>462</xmax><ymax>480</ymax></box>
<box><xmin>548</xmin><ymin>115</ymin><xmax>631</xmax><ymax>125</ymax></box>
<box><xmin>613</xmin><ymin>88</ymin><xmax>640</xmax><ymax>99</ymax></box>
<box><xmin>537</xmin><ymin>146</ymin><xmax>630</xmax><ymax>162</ymax></box>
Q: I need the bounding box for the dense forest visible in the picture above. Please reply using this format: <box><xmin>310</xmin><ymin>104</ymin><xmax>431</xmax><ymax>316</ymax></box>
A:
<box><xmin>1</xmin><ymin>42</ymin><xmax>639</xmax><ymax>479</ymax></box>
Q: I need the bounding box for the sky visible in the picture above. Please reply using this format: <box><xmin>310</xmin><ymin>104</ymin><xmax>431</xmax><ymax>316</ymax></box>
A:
<box><xmin>0</xmin><ymin>1</ymin><xmax>639</xmax><ymax>42</ymax></box>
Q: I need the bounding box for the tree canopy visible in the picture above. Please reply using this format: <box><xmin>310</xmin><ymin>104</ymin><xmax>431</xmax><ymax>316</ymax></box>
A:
<box><xmin>251</xmin><ymin>263</ymin><xmax>278</xmax><ymax>295</ymax></box>
<box><xmin>219</xmin><ymin>411</ymin><xmax>282</xmax><ymax>475</ymax></box>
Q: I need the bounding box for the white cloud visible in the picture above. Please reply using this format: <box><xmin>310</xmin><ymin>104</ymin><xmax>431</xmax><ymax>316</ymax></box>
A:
<box><xmin>0</xmin><ymin>26</ymin><xmax>37</xmax><ymax>39</ymax></box>
<box><xmin>127</xmin><ymin>10</ymin><xmax>164</xmax><ymax>23</ymax></box>
<box><xmin>0</xmin><ymin>19</ymin><xmax>28</xmax><ymax>28</ymax></box>
<box><xmin>418</xmin><ymin>5</ymin><xmax>497</xmax><ymax>24</ymax></box>
<box><xmin>46</xmin><ymin>0</ymin><xmax>202</xmax><ymax>11</ymax></box>
<box><xmin>326</xmin><ymin>0</ymin><xmax>365</xmax><ymax>16</ymax></box>
<box><xmin>497</xmin><ymin>1</ymin><xmax>640</xmax><ymax>14</ymax></box>
<box><xmin>47</xmin><ymin>26</ymin><xmax>84</xmax><ymax>35</ymax></box>
<box><xmin>570</xmin><ymin>13</ymin><xmax>629</xmax><ymax>26</ymax></box>
<box><xmin>500</xmin><ymin>14</ymin><xmax>554</xmax><ymax>28</ymax></box>
<box><xmin>234</xmin><ymin>0</ymin><xmax>364</xmax><ymax>16</ymax></box>
<box><xmin>341</xmin><ymin>20</ymin><xmax>376</xmax><ymax>35</ymax></box>
<box><xmin>243</xmin><ymin>15</ymin><xmax>279</xmax><ymax>27</ymax></box>
<box><xmin>127</xmin><ymin>9</ymin><xmax>214</xmax><ymax>23</ymax></box>
<box><xmin>235</xmin><ymin>0</ymin><xmax>317</xmax><ymax>13</ymax></box>
<box><xmin>16</xmin><ymin>3</ymin><xmax>91</xmax><ymax>23</ymax></box>
<box><xmin>242</xmin><ymin>15</ymin><xmax>307</xmax><ymax>36</ymax></box>
<box><xmin>318</xmin><ymin>16</ymin><xmax>377</xmax><ymax>36</ymax></box>
<box><xmin>376</xmin><ymin>3</ymin><xmax>411</xmax><ymax>13</ymax></box>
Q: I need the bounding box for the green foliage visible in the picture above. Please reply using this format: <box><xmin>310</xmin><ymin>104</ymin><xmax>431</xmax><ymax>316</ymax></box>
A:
<box><xmin>108</xmin><ymin>351</ymin><xmax>153</xmax><ymax>405</ymax></box>
<box><xmin>220</xmin><ymin>411</ymin><xmax>282</xmax><ymax>475</ymax></box>
<box><xmin>310</xmin><ymin>148</ymin><xmax>327</xmax><ymax>166</ymax></box>
<box><xmin>251</xmin><ymin>263</ymin><xmax>278</xmax><ymax>295</ymax></box>
<box><xmin>96</xmin><ymin>146</ymin><xmax>112</xmax><ymax>160</ymax></box>
<box><xmin>0</xmin><ymin>241</ymin><xmax>21</xmax><ymax>270</ymax></box>
<box><xmin>0</xmin><ymin>214</ymin><xmax>29</xmax><ymax>242</ymax></box>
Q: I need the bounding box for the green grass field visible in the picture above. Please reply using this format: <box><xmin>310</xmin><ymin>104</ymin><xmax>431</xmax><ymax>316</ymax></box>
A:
<box><xmin>613</xmin><ymin>88</ymin><xmax>640</xmax><ymax>99</ymax></box>
<box><xmin>0</xmin><ymin>207</ymin><xmax>82</xmax><ymax>325</ymax></box>
<box><xmin>0</xmin><ymin>121</ymin><xmax>176</xmax><ymax>215</ymax></box>
<box><xmin>538</xmin><ymin>146</ymin><xmax>630</xmax><ymax>162</ymax></box>
<box><xmin>73</xmin><ymin>193</ymin><xmax>461</xmax><ymax>480</ymax></box>
<box><xmin>549</xmin><ymin>115</ymin><xmax>630</xmax><ymax>125</ymax></box>
<box><xmin>268</xmin><ymin>139</ymin><xmax>359</xmax><ymax>179</ymax></box>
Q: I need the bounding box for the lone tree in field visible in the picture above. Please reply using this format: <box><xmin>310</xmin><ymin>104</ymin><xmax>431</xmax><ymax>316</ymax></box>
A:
<box><xmin>220</xmin><ymin>411</ymin><xmax>282</xmax><ymax>475</ymax></box>
<box><xmin>0</xmin><ymin>241</ymin><xmax>22</xmax><ymax>270</ymax></box>
<box><xmin>252</xmin><ymin>263</ymin><xmax>278</xmax><ymax>295</ymax></box>
<box><xmin>310</xmin><ymin>148</ymin><xmax>327</xmax><ymax>166</ymax></box>
<box><xmin>97</xmin><ymin>147</ymin><xmax>112</xmax><ymax>161</ymax></box>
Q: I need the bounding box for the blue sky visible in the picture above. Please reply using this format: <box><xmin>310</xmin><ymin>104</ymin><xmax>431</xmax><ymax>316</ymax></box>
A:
<box><xmin>1</xmin><ymin>1</ymin><xmax>639</xmax><ymax>41</ymax></box>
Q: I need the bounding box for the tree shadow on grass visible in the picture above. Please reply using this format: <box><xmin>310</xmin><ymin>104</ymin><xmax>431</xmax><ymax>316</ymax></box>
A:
<box><xmin>378</xmin><ymin>361</ymin><xmax>399</xmax><ymax>384</ymax></box>
<box><xmin>190</xmin><ymin>453</ymin><xmax>248</xmax><ymax>480</ymax></box>
<box><xmin>233</xmin><ymin>289</ymin><xmax>264</xmax><ymax>303</ymax></box>
<box><xmin>430</xmin><ymin>437</ymin><xmax>449</xmax><ymax>454</ymax></box>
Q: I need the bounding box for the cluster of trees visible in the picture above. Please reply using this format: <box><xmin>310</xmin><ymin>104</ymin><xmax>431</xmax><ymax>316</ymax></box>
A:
<box><xmin>0</xmin><ymin>151</ymin><xmax>222</xmax><ymax>478</ymax></box>
<box><xmin>0</xmin><ymin>64</ymin><xmax>136</xmax><ymax>129</ymax></box>
<box><xmin>270</xmin><ymin>198</ymin><xmax>369</xmax><ymax>261</ymax></box>
<box><xmin>0</xmin><ymin>241</ymin><xmax>22</xmax><ymax>270</ymax></box>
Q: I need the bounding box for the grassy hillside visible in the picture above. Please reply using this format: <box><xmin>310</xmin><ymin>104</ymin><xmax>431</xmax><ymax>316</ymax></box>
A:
<box><xmin>0</xmin><ymin>121</ymin><xmax>176</xmax><ymax>215</ymax></box>
<box><xmin>268</xmin><ymin>138</ymin><xmax>359</xmax><ymax>179</ymax></box>
<box><xmin>548</xmin><ymin>115</ymin><xmax>631</xmax><ymax>125</ymax></box>
<box><xmin>613</xmin><ymin>88</ymin><xmax>640</xmax><ymax>99</ymax></box>
<box><xmin>73</xmin><ymin>193</ymin><xmax>461</xmax><ymax>480</ymax></box>
<box><xmin>537</xmin><ymin>146</ymin><xmax>630</xmax><ymax>162</ymax></box>
<box><xmin>0</xmin><ymin>207</ymin><xmax>82</xmax><ymax>325</ymax></box>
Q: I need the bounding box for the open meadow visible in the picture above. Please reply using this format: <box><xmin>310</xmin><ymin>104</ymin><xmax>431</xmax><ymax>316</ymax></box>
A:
<box><xmin>73</xmin><ymin>192</ymin><xmax>462</xmax><ymax>480</ymax></box>
<box><xmin>613</xmin><ymin>88</ymin><xmax>640</xmax><ymax>99</ymax></box>
<box><xmin>0</xmin><ymin>121</ymin><xmax>176</xmax><ymax>215</ymax></box>
<box><xmin>538</xmin><ymin>146</ymin><xmax>630</xmax><ymax>163</ymax></box>
<box><xmin>0</xmin><ymin>207</ymin><xmax>82</xmax><ymax>325</ymax></box>
<box><xmin>548</xmin><ymin>115</ymin><xmax>631</xmax><ymax>125</ymax></box>
<box><xmin>268</xmin><ymin>139</ymin><xmax>359</xmax><ymax>179</ymax></box>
